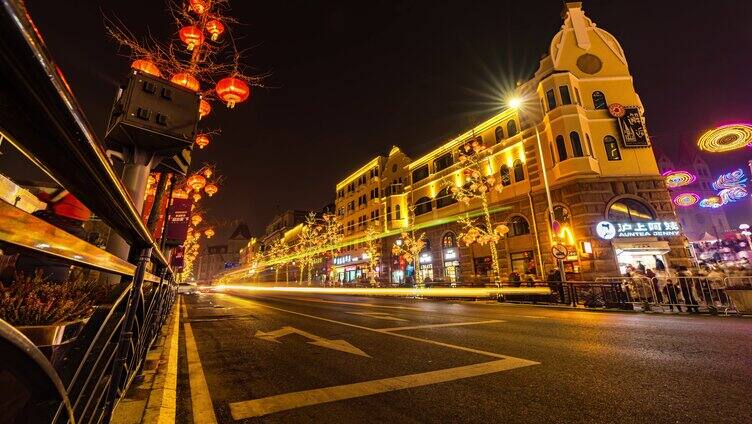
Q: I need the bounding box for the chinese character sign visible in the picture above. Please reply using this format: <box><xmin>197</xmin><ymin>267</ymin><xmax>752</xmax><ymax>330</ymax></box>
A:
<box><xmin>165</xmin><ymin>198</ymin><xmax>192</xmax><ymax>246</ymax></box>
<box><xmin>596</xmin><ymin>220</ymin><xmax>680</xmax><ymax>239</ymax></box>
<box><xmin>617</xmin><ymin>106</ymin><xmax>650</xmax><ymax>148</ymax></box>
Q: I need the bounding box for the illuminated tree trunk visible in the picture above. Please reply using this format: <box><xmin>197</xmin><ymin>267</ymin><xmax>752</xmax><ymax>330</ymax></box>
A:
<box><xmin>481</xmin><ymin>195</ymin><xmax>501</xmax><ymax>286</ymax></box>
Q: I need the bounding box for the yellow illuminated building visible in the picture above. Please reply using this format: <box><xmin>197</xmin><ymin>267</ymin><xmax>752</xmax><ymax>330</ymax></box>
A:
<box><xmin>333</xmin><ymin>2</ymin><xmax>690</xmax><ymax>283</ymax></box>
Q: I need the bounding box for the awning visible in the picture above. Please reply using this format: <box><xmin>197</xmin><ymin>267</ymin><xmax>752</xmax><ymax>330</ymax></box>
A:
<box><xmin>613</xmin><ymin>240</ymin><xmax>671</xmax><ymax>256</ymax></box>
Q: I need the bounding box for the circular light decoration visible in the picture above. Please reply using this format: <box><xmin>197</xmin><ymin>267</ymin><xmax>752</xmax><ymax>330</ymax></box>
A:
<box><xmin>673</xmin><ymin>193</ymin><xmax>700</xmax><ymax>207</ymax></box>
<box><xmin>663</xmin><ymin>170</ymin><xmax>696</xmax><ymax>189</ymax></box>
<box><xmin>699</xmin><ymin>196</ymin><xmax>724</xmax><ymax>209</ymax></box>
<box><xmin>697</xmin><ymin>123</ymin><xmax>752</xmax><ymax>153</ymax></box>
<box><xmin>712</xmin><ymin>169</ymin><xmax>747</xmax><ymax>190</ymax></box>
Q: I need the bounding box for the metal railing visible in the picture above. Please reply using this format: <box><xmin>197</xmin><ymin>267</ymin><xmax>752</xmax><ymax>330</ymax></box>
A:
<box><xmin>0</xmin><ymin>1</ymin><xmax>178</xmax><ymax>422</ymax></box>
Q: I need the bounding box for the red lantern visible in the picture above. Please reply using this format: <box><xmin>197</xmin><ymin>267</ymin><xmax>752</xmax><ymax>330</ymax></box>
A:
<box><xmin>171</xmin><ymin>72</ymin><xmax>200</xmax><ymax>91</ymax></box>
<box><xmin>204</xmin><ymin>228</ymin><xmax>215</xmax><ymax>239</ymax></box>
<box><xmin>131</xmin><ymin>59</ymin><xmax>161</xmax><ymax>77</ymax></box>
<box><xmin>179</xmin><ymin>25</ymin><xmax>204</xmax><ymax>51</ymax></box>
<box><xmin>205</xmin><ymin>19</ymin><xmax>225</xmax><ymax>41</ymax></box>
<box><xmin>186</xmin><ymin>174</ymin><xmax>206</xmax><ymax>192</ymax></box>
<box><xmin>192</xmin><ymin>193</ymin><xmax>202</xmax><ymax>202</ymax></box>
<box><xmin>204</xmin><ymin>182</ymin><xmax>218</xmax><ymax>197</ymax></box>
<box><xmin>195</xmin><ymin>134</ymin><xmax>210</xmax><ymax>149</ymax></box>
<box><xmin>199</xmin><ymin>99</ymin><xmax>211</xmax><ymax>119</ymax></box>
<box><xmin>215</xmin><ymin>76</ymin><xmax>250</xmax><ymax>108</ymax></box>
<box><xmin>191</xmin><ymin>213</ymin><xmax>203</xmax><ymax>226</ymax></box>
<box><xmin>189</xmin><ymin>0</ymin><xmax>208</xmax><ymax>14</ymax></box>
<box><xmin>203</xmin><ymin>168</ymin><xmax>213</xmax><ymax>179</ymax></box>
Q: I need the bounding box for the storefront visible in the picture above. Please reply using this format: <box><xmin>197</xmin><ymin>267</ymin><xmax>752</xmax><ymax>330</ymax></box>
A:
<box><xmin>509</xmin><ymin>251</ymin><xmax>537</xmax><ymax>276</ymax></box>
<box><xmin>595</xmin><ymin>218</ymin><xmax>680</xmax><ymax>275</ymax></box>
<box><xmin>418</xmin><ymin>251</ymin><xmax>434</xmax><ymax>281</ymax></box>
<box><xmin>333</xmin><ymin>253</ymin><xmax>367</xmax><ymax>283</ymax></box>
<box><xmin>442</xmin><ymin>232</ymin><xmax>460</xmax><ymax>282</ymax></box>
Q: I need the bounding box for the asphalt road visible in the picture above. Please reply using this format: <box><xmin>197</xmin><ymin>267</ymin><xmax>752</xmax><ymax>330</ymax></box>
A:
<box><xmin>175</xmin><ymin>290</ymin><xmax>752</xmax><ymax>423</ymax></box>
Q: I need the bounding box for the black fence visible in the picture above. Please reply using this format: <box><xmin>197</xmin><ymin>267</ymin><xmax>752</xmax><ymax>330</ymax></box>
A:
<box><xmin>0</xmin><ymin>1</ymin><xmax>177</xmax><ymax>422</ymax></box>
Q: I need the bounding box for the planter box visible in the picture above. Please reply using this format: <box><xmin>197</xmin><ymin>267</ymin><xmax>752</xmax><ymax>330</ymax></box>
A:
<box><xmin>727</xmin><ymin>289</ymin><xmax>752</xmax><ymax>315</ymax></box>
<box><xmin>16</xmin><ymin>320</ymin><xmax>85</xmax><ymax>347</ymax></box>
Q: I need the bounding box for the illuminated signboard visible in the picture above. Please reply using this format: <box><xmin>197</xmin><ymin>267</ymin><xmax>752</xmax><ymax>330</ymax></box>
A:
<box><xmin>596</xmin><ymin>220</ymin><xmax>680</xmax><ymax>240</ymax></box>
<box><xmin>419</xmin><ymin>252</ymin><xmax>433</xmax><ymax>264</ymax></box>
<box><xmin>333</xmin><ymin>255</ymin><xmax>351</xmax><ymax>265</ymax></box>
<box><xmin>443</xmin><ymin>248</ymin><xmax>457</xmax><ymax>260</ymax></box>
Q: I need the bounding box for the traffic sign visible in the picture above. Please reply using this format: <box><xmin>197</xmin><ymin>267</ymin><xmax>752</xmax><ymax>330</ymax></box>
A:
<box><xmin>552</xmin><ymin>243</ymin><xmax>568</xmax><ymax>260</ymax></box>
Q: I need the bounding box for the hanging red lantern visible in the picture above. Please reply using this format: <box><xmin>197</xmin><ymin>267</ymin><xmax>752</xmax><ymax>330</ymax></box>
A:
<box><xmin>171</xmin><ymin>72</ymin><xmax>200</xmax><ymax>91</ymax></box>
<box><xmin>195</xmin><ymin>134</ymin><xmax>210</xmax><ymax>149</ymax></box>
<box><xmin>131</xmin><ymin>59</ymin><xmax>161</xmax><ymax>77</ymax></box>
<box><xmin>191</xmin><ymin>213</ymin><xmax>203</xmax><ymax>226</ymax></box>
<box><xmin>198</xmin><ymin>99</ymin><xmax>211</xmax><ymax>119</ymax></box>
<box><xmin>188</xmin><ymin>0</ymin><xmax>209</xmax><ymax>14</ymax></box>
<box><xmin>215</xmin><ymin>76</ymin><xmax>250</xmax><ymax>108</ymax></box>
<box><xmin>192</xmin><ymin>192</ymin><xmax>202</xmax><ymax>202</ymax></box>
<box><xmin>186</xmin><ymin>174</ymin><xmax>206</xmax><ymax>192</ymax></box>
<box><xmin>205</xmin><ymin>19</ymin><xmax>225</xmax><ymax>41</ymax></box>
<box><xmin>204</xmin><ymin>228</ymin><xmax>215</xmax><ymax>239</ymax></box>
<box><xmin>179</xmin><ymin>25</ymin><xmax>204</xmax><ymax>51</ymax></box>
<box><xmin>203</xmin><ymin>168</ymin><xmax>213</xmax><ymax>179</ymax></box>
<box><xmin>204</xmin><ymin>182</ymin><xmax>218</xmax><ymax>197</ymax></box>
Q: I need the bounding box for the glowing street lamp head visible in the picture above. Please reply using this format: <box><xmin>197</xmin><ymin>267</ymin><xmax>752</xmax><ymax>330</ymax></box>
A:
<box><xmin>507</xmin><ymin>97</ymin><xmax>522</xmax><ymax>109</ymax></box>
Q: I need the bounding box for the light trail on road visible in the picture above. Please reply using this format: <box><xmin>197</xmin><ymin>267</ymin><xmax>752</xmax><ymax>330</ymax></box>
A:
<box><xmin>214</xmin><ymin>284</ymin><xmax>551</xmax><ymax>298</ymax></box>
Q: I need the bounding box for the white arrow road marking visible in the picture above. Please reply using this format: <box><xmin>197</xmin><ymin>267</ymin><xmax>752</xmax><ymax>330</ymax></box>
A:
<box><xmin>229</xmin><ymin>357</ymin><xmax>538</xmax><ymax>419</ymax></box>
<box><xmin>255</xmin><ymin>326</ymin><xmax>370</xmax><ymax>357</ymax></box>
<box><xmin>347</xmin><ymin>311</ymin><xmax>407</xmax><ymax>321</ymax></box>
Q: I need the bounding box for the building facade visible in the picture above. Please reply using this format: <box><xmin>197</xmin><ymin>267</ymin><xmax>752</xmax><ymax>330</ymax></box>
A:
<box><xmin>194</xmin><ymin>222</ymin><xmax>251</xmax><ymax>283</ymax></box>
<box><xmin>332</xmin><ymin>2</ymin><xmax>692</xmax><ymax>283</ymax></box>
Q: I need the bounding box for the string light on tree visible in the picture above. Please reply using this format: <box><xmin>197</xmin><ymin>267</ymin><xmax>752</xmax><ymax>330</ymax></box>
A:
<box><xmin>697</xmin><ymin>123</ymin><xmax>752</xmax><ymax>153</ymax></box>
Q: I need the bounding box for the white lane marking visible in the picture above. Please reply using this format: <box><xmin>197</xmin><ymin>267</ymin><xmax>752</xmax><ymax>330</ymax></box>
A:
<box><xmin>378</xmin><ymin>319</ymin><xmax>504</xmax><ymax>332</ymax></box>
<box><xmin>255</xmin><ymin>326</ymin><xmax>370</xmax><ymax>357</ymax></box>
<box><xmin>229</xmin><ymin>357</ymin><xmax>536</xmax><ymax>419</ymax></box>
<box><xmin>223</xmin><ymin>294</ymin><xmax>527</xmax><ymax>360</ymax></box>
<box><xmin>347</xmin><ymin>311</ymin><xmax>408</xmax><ymax>321</ymax></box>
<box><xmin>183</xmin><ymin>308</ymin><xmax>218</xmax><ymax>424</ymax></box>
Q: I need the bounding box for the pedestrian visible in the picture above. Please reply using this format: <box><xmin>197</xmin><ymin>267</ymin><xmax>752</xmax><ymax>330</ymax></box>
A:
<box><xmin>663</xmin><ymin>279</ymin><xmax>682</xmax><ymax>312</ymax></box>
<box><xmin>646</xmin><ymin>268</ymin><xmax>662</xmax><ymax>303</ymax></box>
<box><xmin>677</xmin><ymin>266</ymin><xmax>699</xmax><ymax>313</ymax></box>
<box><xmin>637</xmin><ymin>261</ymin><xmax>646</xmax><ymax>273</ymax></box>
<box><xmin>654</xmin><ymin>255</ymin><xmax>666</xmax><ymax>272</ymax></box>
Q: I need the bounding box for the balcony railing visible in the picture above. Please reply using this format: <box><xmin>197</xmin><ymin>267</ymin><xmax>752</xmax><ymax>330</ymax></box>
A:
<box><xmin>0</xmin><ymin>1</ymin><xmax>177</xmax><ymax>422</ymax></box>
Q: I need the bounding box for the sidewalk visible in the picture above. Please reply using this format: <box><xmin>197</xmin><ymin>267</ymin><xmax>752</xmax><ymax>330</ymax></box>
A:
<box><xmin>112</xmin><ymin>297</ymin><xmax>181</xmax><ymax>424</ymax></box>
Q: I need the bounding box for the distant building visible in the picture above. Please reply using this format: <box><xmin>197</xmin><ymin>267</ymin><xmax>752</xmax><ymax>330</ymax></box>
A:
<box><xmin>260</xmin><ymin>210</ymin><xmax>308</xmax><ymax>251</ymax></box>
<box><xmin>194</xmin><ymin>222</ymin><xmax>252</xmax><ymax>283</ymax></box>
<box><xmin>655</xmin><ymin>147</ymin><xmax>731</xmax><ymax>240</ymax></box>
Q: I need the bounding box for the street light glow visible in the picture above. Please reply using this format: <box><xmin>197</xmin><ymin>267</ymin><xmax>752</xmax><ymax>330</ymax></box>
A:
<box><xmin>507</xmin><ymin>97</ymin><xmax>522</xmax><ymax>109</ymax></box>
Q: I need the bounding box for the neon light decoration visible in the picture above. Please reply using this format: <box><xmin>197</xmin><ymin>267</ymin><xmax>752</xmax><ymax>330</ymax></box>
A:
<box><xmin>712</xmin><ymin>169</ymin><xmax>747</xmax><ymax>190</ymax></box>
<box><xmin>718</xmin><ymin>186</ymin><xmax>748</xmax><ymax>204</ymax></box>
<box><xmin>673</xmin><ymin>193</ymin><xmax>700</xmax><ymax>207</ymax></box>
<box><xmin>663</xmin><ymin>170</ymin><xmax>697</xmax><ymax>189</ymax></box>
<box><xmin>699</xmin><ymin>196</ymin><xmax>723</xmax><ymax>208</ymax></box>
<box><xmin>697</xmin><ymin>123</ymin><xmax>752</xmax><ymax>153</ymax></box>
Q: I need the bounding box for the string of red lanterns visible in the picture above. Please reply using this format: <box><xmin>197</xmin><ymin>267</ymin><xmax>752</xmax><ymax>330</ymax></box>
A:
<box><xmin>215</xmin><ymin>76</ymin><xmax>250</xmax><ymax>108</ymax></box>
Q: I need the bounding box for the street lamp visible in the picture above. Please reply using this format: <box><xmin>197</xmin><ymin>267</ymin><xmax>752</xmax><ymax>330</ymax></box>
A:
<box><xmin>507</xmin><ymin>97</ymin><xmax>522</xmax><ymax>109</ymax></box>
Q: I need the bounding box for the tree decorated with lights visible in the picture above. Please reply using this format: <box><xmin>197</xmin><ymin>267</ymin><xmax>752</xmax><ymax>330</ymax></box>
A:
<box><xmin>363</xmin><ymin>223</ymin><xmax>382</xmax><ymax>287</ymax></box>
<box><xmin>266</xmin><ymin>238</ymin><xmax>289</xmax><ymax>284</ymax></box>
<box><xmin>295</xmin><ymin>212</ymin><xmax>325</xmax><ymax>285</ymax></box>
<box><xmin>320</xmin><ymin>213</ymin><xmax>344</xmax><ymax>282</ymax></box>
<box><xmin>444</xmin><ymin>139</ymin><xmax>508</xmax><ymax>285</ymax></box>
<box><xmin>391</xmin><ymin>205</ymin><xmax>426</xmax><ymax>286</ymax></box>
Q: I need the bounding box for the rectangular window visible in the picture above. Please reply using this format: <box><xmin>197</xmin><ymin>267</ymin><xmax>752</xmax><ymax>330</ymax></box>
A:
<box><xmin>433</xmin><ymin>153</ymin><xmax>454</xmax><ymax>173</ymax></box>
<box><xmin>412</xmin><ymin>165</ymin><xmax>430</xmax><ymax>183</ymax></box>
<box><xmin>546</xmin><ymin>89</ymin><xmax>557</xmax><ymax>110</ymax></box>
<box><xmin>574</xmin><ymin>87</ymin><xmax>582</xmax><ymax>105</ymax></box>
<box><xmin>386</xmin><ymin>206</ymin><xmax>391</xmax><ymax>220</ymax></box>
<box><xmin>396</xmin><ymin>205</ymin><xmax>401</xmax><ymax>220</ymax></box>
<box><xmin>559</xmin><ymin>86</ymin><xmax>572</xmax><ymax>105</ymax></box>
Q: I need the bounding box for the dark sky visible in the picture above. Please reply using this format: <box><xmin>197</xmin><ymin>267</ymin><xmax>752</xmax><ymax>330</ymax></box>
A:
<box><xmin>20</xmin><ymin>0</ymin><xmax>752</xmax><ymax>236</ymax></box>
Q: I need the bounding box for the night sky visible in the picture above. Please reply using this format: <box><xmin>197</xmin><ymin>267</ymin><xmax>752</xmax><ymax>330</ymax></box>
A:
<box><xmin>17</xmin><ymin>0</ymin><xmax>752</xmax><ymax>236</ymax></box>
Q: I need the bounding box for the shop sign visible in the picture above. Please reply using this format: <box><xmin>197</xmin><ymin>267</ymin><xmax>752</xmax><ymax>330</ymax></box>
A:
<box><xmin>164</xmin><ymin>198</ymin><xmax>192</xmax><ymax>246</ymax></box>
<box><xmin>611</xmin><ymin>104</ymin><xmax>650</xmax><ymax>148</ymax></box>
<box><xmin>419</xmin><ymin>252</ymin><xmax>432</xmax><ymax>264</ymax></box>
<box><xmin>333</xmin><ymin>254</ymin><xmax>351</xmax><ymax>265</ymax></box>
<box><xmin>596</xmin><ymin>220</ymin><xmax>680</xmax><ymax>240</ymax></box>
<box><xmin>443</xmin><ymin>248</ymin><xmax>457</xmax><ymax>260</ymax></box>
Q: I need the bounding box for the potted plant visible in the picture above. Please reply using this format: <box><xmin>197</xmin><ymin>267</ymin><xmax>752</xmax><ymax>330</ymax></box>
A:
<box><xmin>0</xmin><ymin>274</ymin><xmax>107</xmax><ymax>347</ymax></box>
<box><xmin>725</xmin><ymin>280</ymin><xmax>752</xmax><ymax>315</ymax></box>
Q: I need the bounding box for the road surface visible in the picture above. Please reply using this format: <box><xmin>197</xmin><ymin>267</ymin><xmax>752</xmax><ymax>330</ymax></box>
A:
<box><xmin>175</xmin><ymin>290</ymin><xmax>752</xmax><ymax>423</ymax></box>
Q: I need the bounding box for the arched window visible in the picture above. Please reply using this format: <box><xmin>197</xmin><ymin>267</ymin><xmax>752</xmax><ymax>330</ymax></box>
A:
<box><xmin>507</xmin><ymin>120</ymin><xmax>518</xmax><ymax>137</ymax></box>
<box><xmin>499</xmin><ymin>165</ymin><xmax>511</xmax><ymax>186</ymax></box>
<box><xmin>570</xmin><ymin>131</ymin><xmax>584</xmax><ymax>157</ymax></box>
<box><xmin>442</xmin><ymin>232</ymin><xmax>457</xmax><ymax>248</ymax></box>
<box><xmin>604</xmin><ymin>135</ymin><xmax>621</xmax><ymax>161</ymax></box>
<box><xmin>508</xmin><ymin>216</ymin><xmax>531</xmax><ymax>236</ymax></box>
<box><xmin>585</xmin><ymin>134</ymin><xmax>593</xmax><ymax>157</ymax></box>
<box><xmin>436</xmin><ymin>187</ymin><xmax>457</xmax><ymax>208</ymax></box>
<box><xmin>608</xmin><ymin>198</ymin><xmax>654</xmax><ymax>222</ymax></box>
<box><xmin>553</xmin><ymin>205</ymin><xmax>571</xmax><ymax>225</ymax></box>
<box><xmin>415</xmin><ymin>197</ymin><xmax>433</xmax><ymax>215</ymax></box>
<box><xmin>592</xmin><ymin>91</ymin><xmax>607</xmax><ymax>110</ymax></box>
<box><xmin>513</xmin><ymin>160</ymin><xmax>525</xmax><ymax>182</ymax></box>
<box><xmin>495</xmin><ymin>126</ymin><xmax>504</xmax><ymax>143</ymax></box>
<box><xmin>556</xmin><ymin>135</ymin><xmax>568</xmax><ymax>161</ymax></box>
